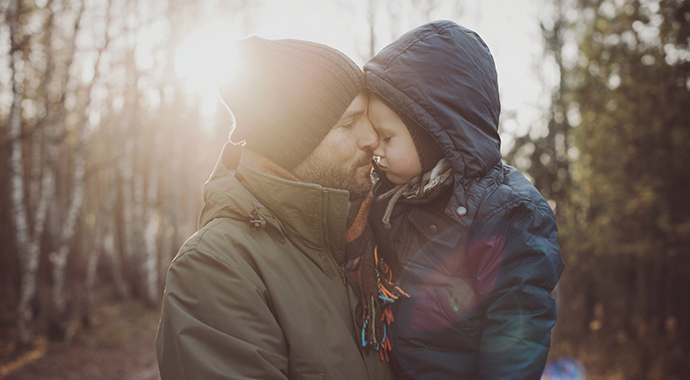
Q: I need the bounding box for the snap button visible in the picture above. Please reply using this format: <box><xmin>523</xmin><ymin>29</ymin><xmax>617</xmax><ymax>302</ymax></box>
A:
<box><xmin>428</xmin><ymin>224</ymin><xmax>438</xmax><ymax>235</ymax></box>
<box><xmin>456</xmin><ymin>206</ymin><xmax>467</xmax><ymax>216</ymax></box>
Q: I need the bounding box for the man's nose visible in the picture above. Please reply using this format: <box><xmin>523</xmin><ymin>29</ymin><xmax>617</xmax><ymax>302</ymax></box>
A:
<box><xmin>358</xmin><ymin>117</ymin><xmax>379</xmax><ymax>151</ymax></box>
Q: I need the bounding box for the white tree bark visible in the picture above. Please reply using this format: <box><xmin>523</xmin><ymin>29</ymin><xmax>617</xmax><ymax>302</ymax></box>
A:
<box><xmin>7</xmin><ymin>0</ymin><xmax>34</xmax><ymax>347</ymax></box>
<box><xmin>83</xmin><ymin>168</ymin><xmax>117</xmax><ymax>324</ymax></box>
<box><xmin>86</xmin><ymin>165</ymin><xmax>127</xmax><ymax>302</ymax></box>
<box><xmin>51</xmin><ymin>130</ymin><xmax>87</xmax><ymax>316</ymax></box>
<box><xmin>83</xmin><ymin>218</ymin><xmax>103</xmax><ymax>325</ymax></box>
<box><xmin>143</xmin><ymin>207</ymin><xmax>160</xmax><ymax>306</ymax></box>
<box><xmin>119</xmin><ymin>126</ymin><xmax>142</xmax><ymax>297</ymax></box>
<box><xmin>21</xmin><ymin>4</ymin><xmax>62</xmax><ymax>345</ymax></box>
<box><xmin>130</xmin><ymin>152</ymin><xmax>146</xmax><ymax>297</ymax></box>
<box><xmin>120</xmin><ymin>0</ymin><xmax>147</xmax><ymax>300</ymax></box>
<box><xmin>104</xmin><ymin>215</ymin><xmax>128</xmax><ymax>299</ymax></box>
<box><xmin>143</xmin><ymin>134</ymin><xmax>161</xmax><ymax>306</ymax></box>
<box><xmin>51</xmin><ymin>0</ymin><xmax>110</xmax><ymax>322</ymax></box>
<box><xmin>50</xmin><ymin>0</ymin><xmax>85</xmax><ymax>319</ymax></box>
<box><xmin>120</xmin><ymin>139</ymin><xmax>135</xmax><ymax>261</ymax></box>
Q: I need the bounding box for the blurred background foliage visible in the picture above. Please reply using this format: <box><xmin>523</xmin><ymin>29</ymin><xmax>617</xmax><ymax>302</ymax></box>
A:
<box><xmin>506</xmin><ymin>0</ymin><xmax>690</xmax><ymax>378</ymax></box>
<box><xmin>1</xmin><ymin>0</ymin><xmax>689</xmax><ymax>379</ymax></box>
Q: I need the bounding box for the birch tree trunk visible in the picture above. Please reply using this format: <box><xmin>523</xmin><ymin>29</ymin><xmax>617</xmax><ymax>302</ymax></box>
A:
<box><xmin>24</xmin><ymin>3</ymin><xmax>62</xmax><ymax>343</ymax></box>
<box><xmin>130</xmin><ymin>150</ymin><xmax>146</xmax><ymax>298</ymax></box>
<box><xmin>120</xmin><ymin>137</ymin><xmax>135</xmax><ymax>285</ymax></box>
<box><xmin>104</xmin><ymin>213</ymin><xmax>128</xmax><ymax>299</ymax></box>
<box><xmin>50</xmin><ymin>0</ymin><xmax>111</xmax><ymax>334</ymax></box>
<box><xmin>83</xmin><ymin>168</ymin><xmax>117</xmax><ymax>326</ymax></box>
<box><xmin>82</xmin><ymin>212</ymin><xmax>104</xmax><ymax>327</ymax></box>
<box><xmin>51</xmin><ymin>122</ymin><xmax>88</xmax><ymax>323</ymax></box>
<box><xmin>121</xmin><ymin>0</ymin><xmax>147</xmax><ymax>300</ymax></box>
<box><xmin>119</xmin><ymin>119</ymin><xmax>143</xmax><ymax>300</ymax></box>
<box><xmin>143</xmin><ymin>134</ymin><xmax>161</xmax><ymax>307</ymax></box>
<box><xmin>7</xmin><ymin>0</ymin><xmax>35</xmax><ymax>347</ymax></box>
<box><xmin>143</xmin><ymin>201</ymin><xmax>160</xmax><ymax>306</ymax></box>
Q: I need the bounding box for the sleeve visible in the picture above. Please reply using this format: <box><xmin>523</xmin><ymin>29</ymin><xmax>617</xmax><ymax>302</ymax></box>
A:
<box><xmin>155</xmin><ymin>248</ymin><xmax>289</xmax><ymax>380</ymax></box>
<box><xmin>469</xmin><ymin>200</ymin><xmax>565</xmax><ymax>380</ymax></box>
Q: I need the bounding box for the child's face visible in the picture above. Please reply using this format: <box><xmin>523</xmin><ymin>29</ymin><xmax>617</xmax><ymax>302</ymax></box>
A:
<box><xmin>368</xmin><ymin>94</ymin><xmax>422</xmax><ymax>185</ymax></box>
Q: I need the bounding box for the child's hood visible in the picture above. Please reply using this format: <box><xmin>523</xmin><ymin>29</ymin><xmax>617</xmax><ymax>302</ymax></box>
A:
<box><xmin>364</xmin><ymin>20</ymin><xmax>501</xmax><ymax>182</ymax></box>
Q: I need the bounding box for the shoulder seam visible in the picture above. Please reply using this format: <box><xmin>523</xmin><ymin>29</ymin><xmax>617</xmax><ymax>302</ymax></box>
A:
<box><xmin>471</xmin><ymin>182</ymin><xmax>541</xmax><ymax>231</ymax></box>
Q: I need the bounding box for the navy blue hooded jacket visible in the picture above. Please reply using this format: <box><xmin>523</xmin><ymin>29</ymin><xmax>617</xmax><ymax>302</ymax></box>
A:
<box><xmin>364</xmin><ymin>21</ymin><xmax>565</xmax><ymax>379</ymax></box>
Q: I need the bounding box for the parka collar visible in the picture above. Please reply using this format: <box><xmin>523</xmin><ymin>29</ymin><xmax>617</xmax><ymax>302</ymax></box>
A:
<box><xmin>199</xmin><ymin>144</ymin><xmax>350</xmax><ymax>262</ymax></box>
<box><xmin>237</xmin><ymin>159</ymin><xmax>350</xmax><ymax>261</ymax></box>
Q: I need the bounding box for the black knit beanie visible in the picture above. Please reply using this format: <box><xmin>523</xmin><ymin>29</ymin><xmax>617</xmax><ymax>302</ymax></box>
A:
<box><xmin>219</xmin><ymin>36</ymin><xmax>364</xmax><ymax>170</ymax></box>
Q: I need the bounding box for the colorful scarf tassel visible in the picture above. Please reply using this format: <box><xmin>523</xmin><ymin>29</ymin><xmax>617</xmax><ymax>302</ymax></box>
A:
<box><xmin>360</xmin><ymin>249</ymin><xmax>409</xmax><ymax>361</ymax></box>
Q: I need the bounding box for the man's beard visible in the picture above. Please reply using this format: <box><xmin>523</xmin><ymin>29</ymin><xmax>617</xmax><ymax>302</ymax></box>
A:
<box><xmin>293</xmin><ymin>152</ymin><xmax>374</xmax><ymax>200</ymax></box>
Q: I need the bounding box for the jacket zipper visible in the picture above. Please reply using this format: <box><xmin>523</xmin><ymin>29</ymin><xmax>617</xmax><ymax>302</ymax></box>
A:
<box><xmin>322</xmin><ymin>190</ymin><xmax>347</xmax><ymax>285</ymax></box>
<box><xmin>322</xmin><ymin>192</ymin><xmax>368</xmax><ymax>362</ymax></box>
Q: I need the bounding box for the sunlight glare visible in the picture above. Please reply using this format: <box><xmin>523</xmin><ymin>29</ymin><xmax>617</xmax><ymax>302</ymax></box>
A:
<box><xmin>175</xmin><ymin>22</ymin><xmax>242</xmax><ymax>115</ymax></box>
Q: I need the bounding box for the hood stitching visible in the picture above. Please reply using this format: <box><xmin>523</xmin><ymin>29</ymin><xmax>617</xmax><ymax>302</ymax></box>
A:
<box><xmin>378</xmin><ymin>21</ymin><xmax>458</xmax><ymax>72</ymax></box>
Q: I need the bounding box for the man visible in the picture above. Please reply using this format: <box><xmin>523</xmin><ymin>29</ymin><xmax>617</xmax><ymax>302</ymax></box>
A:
<box><xmin>155</xmin><ymin>36</ymin><xmax>393</xmax><ymax>379</ymax></box>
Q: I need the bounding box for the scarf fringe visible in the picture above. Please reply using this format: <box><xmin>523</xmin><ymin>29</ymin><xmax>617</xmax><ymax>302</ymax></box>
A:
<box><xmin>360</xmin><ymin>248</ymin><xmax>409</xmax><ymax>361</ymax></box>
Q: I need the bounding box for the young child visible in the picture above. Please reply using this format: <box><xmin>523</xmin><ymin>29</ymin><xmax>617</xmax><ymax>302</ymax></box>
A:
<box><xmin>364</xmin><ymin>21</ymin><xmax>565</xmax><ymax>379</ymax></box>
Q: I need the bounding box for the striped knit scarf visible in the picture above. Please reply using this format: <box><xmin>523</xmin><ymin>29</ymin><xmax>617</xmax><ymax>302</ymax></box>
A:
<box><xmin>345</xmin><ymin>195</ymin><xmax>408</xmax><ymax>362</ymax></box>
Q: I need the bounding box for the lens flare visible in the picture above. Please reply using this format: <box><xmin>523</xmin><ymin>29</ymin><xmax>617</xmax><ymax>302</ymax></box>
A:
<box><xmin>542</xmin><ymin>357</ymin><xmax>586</xmax><ymax>380</ymax></box>
<box><xmin>175</xmin><ymin>22</ymin><xmax>242</xmax><ymax>115</ymax></box>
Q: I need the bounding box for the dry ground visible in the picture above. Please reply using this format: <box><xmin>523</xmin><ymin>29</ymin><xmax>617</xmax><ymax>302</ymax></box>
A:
<box><xmin>1</xmin><ymin>301</ymin><xmax>161</xmax><ymax>380</ymax></box>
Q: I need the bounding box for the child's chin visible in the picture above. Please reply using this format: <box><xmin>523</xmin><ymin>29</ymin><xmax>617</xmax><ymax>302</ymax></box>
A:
<box><xmin>387</xmin><ymin>175</ymin><xmax>407</xmax><ymax>185</ymax></box>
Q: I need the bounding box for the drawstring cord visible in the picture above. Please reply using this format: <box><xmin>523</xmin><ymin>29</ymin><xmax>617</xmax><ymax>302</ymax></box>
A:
<box><xmin>375</xmin><ymin>159</ymin><xmax>452</xmax><ymax>229</ymax></box>
<box><xmin>376</xmin><ymin>176</ymin><xmax>422</xmax><ymax>229</ymax></box>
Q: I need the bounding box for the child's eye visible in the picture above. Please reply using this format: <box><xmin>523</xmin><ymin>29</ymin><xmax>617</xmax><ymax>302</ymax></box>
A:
<box><xmin>339</xmin><ymin>121</ymin><xmax>354</xmax><ymax>129</ymax></box>
<box><xmin>382</xmin><ymin>136</ymin><xmax>391</xmax><ymax>142</ymax></box>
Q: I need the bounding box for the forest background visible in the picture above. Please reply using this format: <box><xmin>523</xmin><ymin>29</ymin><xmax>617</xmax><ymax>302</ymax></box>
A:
<box><xmin>1</xmin><ymin>0</ymin><xmax>689</xmax><ymax>379</ymax></box>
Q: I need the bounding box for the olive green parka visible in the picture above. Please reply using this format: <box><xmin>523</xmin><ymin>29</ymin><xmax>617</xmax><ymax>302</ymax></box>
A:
<box><xmin>156</xmin><ymin>148</ymin><xmax>393</xmax><ymax>380</ymax></box>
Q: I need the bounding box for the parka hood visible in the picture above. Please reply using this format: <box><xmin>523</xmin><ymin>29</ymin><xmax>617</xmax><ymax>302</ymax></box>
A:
<box><xmin>198</xmin><ymin>144</ymin><xmax>256</xmax><ymax>230</ymax></box>
<box><xmin>365</xmin><ymin>20</ymin><xmax>501</xmax><ymax>179</ymax></box>
<box><xmin>365</xmin><ymin>20</ymin><xmax>501</xmax><ymax>225</ymax></box>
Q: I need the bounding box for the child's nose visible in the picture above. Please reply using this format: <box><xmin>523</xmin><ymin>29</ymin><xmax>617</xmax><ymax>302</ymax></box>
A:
<box><xmin>372</xmin><ymin>144</ymin><xmax>384</xmax><ymax>158</ymax></box>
